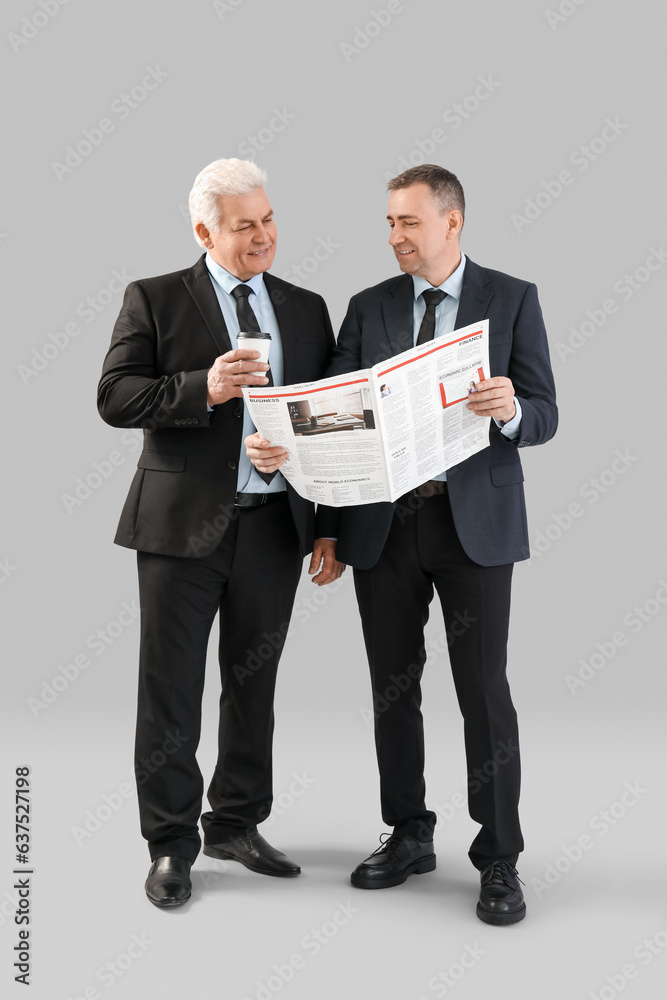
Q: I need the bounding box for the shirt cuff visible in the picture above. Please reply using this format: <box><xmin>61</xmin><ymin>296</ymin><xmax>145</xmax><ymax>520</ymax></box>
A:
<box><xmin>495</xmin><ymin>397</ymin><xmax>522</xmax><ymax>440</ymax></box>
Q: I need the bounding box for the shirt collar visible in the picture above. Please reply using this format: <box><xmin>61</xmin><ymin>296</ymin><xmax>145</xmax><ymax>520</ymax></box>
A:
<box><xmin>412</xmin><ymin>252</ymin><xmax>466</xmax><ymax>302</ymax></box>
<box><xmin>205</xmin><ymin>252</ymin><xmax>266</xmax><ymax>296</ymax></box>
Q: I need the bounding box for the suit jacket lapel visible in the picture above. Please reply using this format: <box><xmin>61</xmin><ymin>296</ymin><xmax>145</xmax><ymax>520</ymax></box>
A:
<box><xmin>264</xmin><ymin>273</ymin><xmax>296</xmax><ymax>383</ymax></box>
<box><xmin>381</xmin><ymin>274</ymin><xmax>415</xmax><ymax>357</ymax></box>
<box><xmin>455</xmin><ymin>257</ymin><xmax>494</xmax><ymax>329</ymax></box>
<box><xmin>182</xmin><ymin>254</ymin><xmax>233</xmax><ymax>356</ymax></box>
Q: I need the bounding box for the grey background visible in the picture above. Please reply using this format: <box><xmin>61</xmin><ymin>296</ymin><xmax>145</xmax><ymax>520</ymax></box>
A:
<box><xmin>2</xmin><ymin>0</ymin><xmax>666</xmax><ymax>997</ymax></box>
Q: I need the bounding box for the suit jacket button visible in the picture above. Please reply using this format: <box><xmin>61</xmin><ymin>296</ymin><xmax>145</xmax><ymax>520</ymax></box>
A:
<box><xmin>228</xmin><ymin>460</ymin><xmax>237</xmax><ymax>470</ymax></box>
<box><xmin>193</xmin><ymin>417</ymin><xmax>199</xmax><ymax>424</ymax></box>
<box><xmin>234</xmin><ymin>408</ymin><xmax>242</xmax><ymax>419</ymax></box>
<box><xmin>175</xmin><ymin>419</ymin><xmax>181</xmax><ymax>426</ymax></box>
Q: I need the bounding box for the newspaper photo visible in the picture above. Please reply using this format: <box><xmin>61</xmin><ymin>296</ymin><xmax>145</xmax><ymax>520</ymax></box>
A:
<box><xmin>242</xmin><ymin>319</ymin><xmax>491</xmax><ymax>507</ymax></box>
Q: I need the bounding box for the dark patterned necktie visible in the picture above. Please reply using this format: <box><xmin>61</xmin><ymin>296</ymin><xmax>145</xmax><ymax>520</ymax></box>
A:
<box><xmin>416</xmin><ymin>289</ymin><xmax>447</xmax><ymax>345</ymax></box>
<box><xmin>232</xmin><ymin>283</ymin><xmax>275</xmax><ymax>483</ymax></box>
<box><xmin>232</xmin><ymin>283</ymin><xmax>273</xmax><ymax>387</ymax></box>
<box><xmin>232</xmin><ymin>283</ymin><xmax>261</xmax><ymax>332</ymax></box>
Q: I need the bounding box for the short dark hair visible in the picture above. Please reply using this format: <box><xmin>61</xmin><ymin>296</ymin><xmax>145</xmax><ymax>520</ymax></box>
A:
<box><xmin>387</xmin><ymin>164</ymin><xmax>465</xmax><ymax>222</ymax></box>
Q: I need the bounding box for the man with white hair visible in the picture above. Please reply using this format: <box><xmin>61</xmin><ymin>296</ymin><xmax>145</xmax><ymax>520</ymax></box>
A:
<box><xmin>98</xmin><ymin>158</ymin><xmax>342</xmax><ymax>907</ymax></box>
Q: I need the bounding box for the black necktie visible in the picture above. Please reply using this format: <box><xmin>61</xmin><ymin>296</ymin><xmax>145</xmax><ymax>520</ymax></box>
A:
<box><xmin>232</xmin><ymin>283</ymin><xmax>276</xmax><ymax>484</ymax></box>
<box><xmin>232</xmin><ymin>284</ymin><xmax>273</xmax><ymax>387</ymax></box>
<box><xmin>416</xmin><ymin>289</ymin><xmax>447</xmax><ymax>345</ymax></box>
<box><xmin>232</xmin><ymin>283</ymin><xmax>261</xmax><ymax>332</ymax></box>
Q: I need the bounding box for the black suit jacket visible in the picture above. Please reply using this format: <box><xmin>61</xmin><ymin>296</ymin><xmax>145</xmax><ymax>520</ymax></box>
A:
<box><xmin>318</xmin><ymin>258</ymin><xmax>558</xmax><ymax>568</ymax></box>
<box><xmin>98</xmin><ymin>255</ymin><xmax>335</xmax><ymax>559</ymax></box>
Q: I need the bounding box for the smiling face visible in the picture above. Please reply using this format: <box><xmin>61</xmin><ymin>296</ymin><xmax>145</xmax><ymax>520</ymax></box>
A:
<box><xmin>387</xmin><ymin>182</ymin><xmax>462</xmax><ymax>286</ymax></box>
<box><xmin>196</xmin><ymin>187</ymin><xmax>277</xmax><ymax>281</ymax></box>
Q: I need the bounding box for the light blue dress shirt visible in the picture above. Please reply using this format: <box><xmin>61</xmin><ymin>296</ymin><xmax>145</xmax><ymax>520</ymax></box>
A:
<box><xmin>205</xmin><ymin>253</ymin><xmax>285</xmax><ymax>493</ymax></box>
<box><xmin>412</xmin><ymin>253</ymin><xmax>522</xmax><ymax>481</ymax></box>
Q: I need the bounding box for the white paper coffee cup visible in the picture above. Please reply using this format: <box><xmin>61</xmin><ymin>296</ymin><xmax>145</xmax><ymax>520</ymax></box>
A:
<box><xmin>236</xmin><ymin>331</ymin><xmax>271</xmax><ymax>378</ymax></box>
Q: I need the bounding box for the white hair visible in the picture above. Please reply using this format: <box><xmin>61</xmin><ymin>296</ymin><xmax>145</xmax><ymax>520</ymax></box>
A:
<box><xmin>188</xmin><ymin>158</ymin><xmax>268</xmax><ymax>247</ymax></box>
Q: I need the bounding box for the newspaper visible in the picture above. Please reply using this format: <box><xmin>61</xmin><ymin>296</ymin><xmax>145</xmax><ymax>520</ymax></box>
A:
<box><xmin>242</xmin><ymin>319</ymin><xmax>490</xmax><ymax>507</ymax></box>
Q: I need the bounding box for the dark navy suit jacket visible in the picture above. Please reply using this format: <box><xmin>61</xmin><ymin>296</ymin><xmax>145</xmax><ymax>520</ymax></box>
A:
<box><xmin>318</xmin><ymin>258</ymin><xmax>558</xmax><ymax>568</ymax></box>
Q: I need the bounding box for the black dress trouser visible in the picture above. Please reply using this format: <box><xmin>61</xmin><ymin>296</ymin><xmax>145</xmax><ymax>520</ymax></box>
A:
<box><xmin>134</xmin><ymin>495</ymin><xmax>303</xmax><ymax>862</ymax></box>
<box><xmin>353</xmin><ymin>488</ymin><xmax>524</xmax><ymax>870</ymax></box>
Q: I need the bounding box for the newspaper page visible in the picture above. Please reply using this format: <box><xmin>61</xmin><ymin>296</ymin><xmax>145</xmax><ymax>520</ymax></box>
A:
<box><xmin>372</xmin><ymin>319</ymin><xmax>490</xmax><ymax>499</ymax></box>
<box><xmin>242</xmin><ymin>372</ymin><xmax>390</xmax><ymax>506</ymax></box>
<box><xmin>242</xmin><ymin>319</ymin><xmax>490</xmax><ymax>507</ymax></box>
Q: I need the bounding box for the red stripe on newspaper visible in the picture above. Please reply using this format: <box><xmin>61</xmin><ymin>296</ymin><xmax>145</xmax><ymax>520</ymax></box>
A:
<box><xmin>247</xmin><ymin>377</ymin><xmax>369</xmax><ymax>400</ymax></box>
<box><xmin>477</xmin><ymin>366</ymin><xmax>485</xmax><ymax>382</ymax></box>
<box><xmin>439</xmin><ymin>383</ymin><xmax>466</xmax><ymax>409</ymax></box>
<box><xmin>378</xmin><ymin>330</ymin><xmax>483</xmax><ymax>376</ymax></box>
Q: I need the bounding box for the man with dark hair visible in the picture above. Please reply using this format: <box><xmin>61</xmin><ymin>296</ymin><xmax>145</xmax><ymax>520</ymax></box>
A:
<box><xmin>247</xmin><ymin>164</ymin><xmax>557</xmax><ymax>924</ymax></box>
<box><xmin>387</xmin><ymin>163</ymin><xmax>466</xmax><ymax>218</ymax></box>
<box><xmin>98</xmin><ymin>158</ymin><xmax>343</xmax><ymax>907</ymax></box>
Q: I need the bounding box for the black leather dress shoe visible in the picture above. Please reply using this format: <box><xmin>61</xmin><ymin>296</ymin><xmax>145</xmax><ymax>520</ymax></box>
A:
<box><xmin>476</xmin><ymin>861</ymin><xmax>526</xmax><ymax>924</ymax></box>
<box><xmin>144</xmin><ymin>857</ymin><xmax>192</xmax><ymax>907</ymax></box>
<box><xmin>351</xmin><ymin>834</ymin><xmax>436</xmax><ymax>889</ymax></box>
<box><xmin>203</xmin><ymin>830</ymin><xmax>300</xmax><ymax>877</ymax></box>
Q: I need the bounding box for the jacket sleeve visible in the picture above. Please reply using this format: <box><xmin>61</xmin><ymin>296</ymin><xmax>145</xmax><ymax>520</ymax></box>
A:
<box><xmin>97</xmin><ymin>281</ymin><xmax>211</xmax><ymax>430</ymax></box>
<box><xmin>503</xmin><ymin>282</ymin><xmax>558</xmax><ymax>449</ymax></box>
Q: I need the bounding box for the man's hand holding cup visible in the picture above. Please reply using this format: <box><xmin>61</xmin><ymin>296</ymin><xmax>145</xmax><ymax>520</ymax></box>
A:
<box><xmin>206</xmin><ymin>348</ymin><xmax>270</xmax><ymax>406</ymax></box>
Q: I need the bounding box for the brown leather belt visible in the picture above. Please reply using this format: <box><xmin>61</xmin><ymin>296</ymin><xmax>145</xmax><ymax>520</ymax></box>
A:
<box><xmin>234</xmin><ymin>491</ymin><xmax>286</xmax><ymax>509</ymax></box>
<box><xmin>413</xmin><ymin>480</ymin><xmax>448</xmax><ymax>498</ymax></box>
